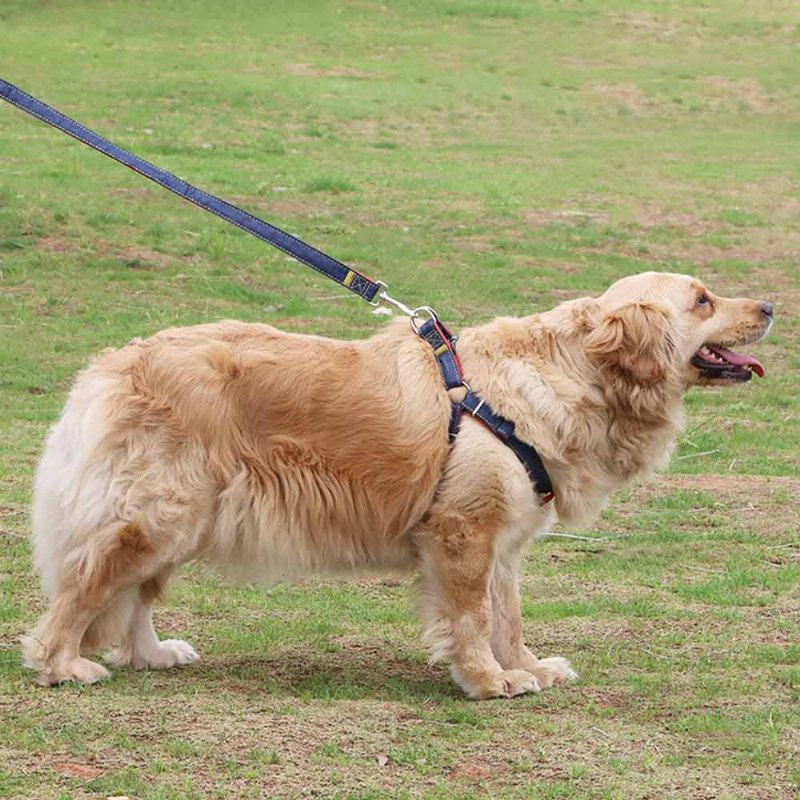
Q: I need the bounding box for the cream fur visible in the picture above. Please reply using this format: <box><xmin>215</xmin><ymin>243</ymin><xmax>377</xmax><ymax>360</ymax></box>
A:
<box><xmin>22</xmin><ymin>271</ymin><xmax>770</xmax><ymax>697</ymax></box>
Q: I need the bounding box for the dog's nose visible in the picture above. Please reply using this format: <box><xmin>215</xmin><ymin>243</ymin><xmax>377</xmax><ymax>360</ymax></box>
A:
<box><xmin>760</xmin><ymin>302</ymin><xmax>774</xmax><ymax>319</ymax></box>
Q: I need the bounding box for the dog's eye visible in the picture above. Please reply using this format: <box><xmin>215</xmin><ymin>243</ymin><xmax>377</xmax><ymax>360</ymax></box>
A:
<box><xmin>696</xmin><ymin>294</ymin><xmax>710</xmax><ymax>307</ymax></box>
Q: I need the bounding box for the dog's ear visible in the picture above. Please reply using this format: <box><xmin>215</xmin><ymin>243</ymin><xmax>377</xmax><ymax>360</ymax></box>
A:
<box><xmin>585</xmin><ymin>301</ymin><xmax>675</xmax><ymax>385</ymax></box>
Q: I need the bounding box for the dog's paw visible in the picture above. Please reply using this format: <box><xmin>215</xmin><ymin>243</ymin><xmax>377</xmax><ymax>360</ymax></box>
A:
<box><xmin>41</xmin><ymin>657</ymin><xmax>110</xmax><ymax>687</ymax></box>
<box><xmin>133</xmin><ymin>639</ymin><xmax>200</xmax><ymax>671</ymax></box>
<box><xmin>499</xmin><ymin>668</ymin><xmax>541</xmax><ymax>698</ymax></box>
<box><xmin>154</xmin><ymin>639</ymin><xmax>200</xmax><ymax>668</ymax></box>
<box><xmin>469</xmin><ymin>668</ymin><xmax>541</xmax><ymax>700</ymax></box>
<box><xmin>22</xmin><ymin>636</ymin><xmax>111</xmax><ymax>686</ymax></box>
<box><xmin>103</xmin><ymin>644</ymin><xmax>133</xmax><ymax>668</ymax></box>
<box><xmin>532</xmin><ymin>656</ymin><xmax>578</xmax><ymax>689</ymax></box>
<box><xmin>63</xmin><ymin>657</ymin><xmax>111</xmax><ymax>685</ymax></box>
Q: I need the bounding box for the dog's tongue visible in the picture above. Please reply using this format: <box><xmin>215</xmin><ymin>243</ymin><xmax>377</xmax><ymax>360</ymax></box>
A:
<box><xmin>708</xmin><ymin>345</ymin><xmax>765</xmax><ymax>377</ymax></box>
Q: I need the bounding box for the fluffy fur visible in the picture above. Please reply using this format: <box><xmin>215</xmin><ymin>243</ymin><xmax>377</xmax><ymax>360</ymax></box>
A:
<box><xmin>23</xmin><ymin>271</ymin><xmax>771</xmax><ymax>698</ymax></box>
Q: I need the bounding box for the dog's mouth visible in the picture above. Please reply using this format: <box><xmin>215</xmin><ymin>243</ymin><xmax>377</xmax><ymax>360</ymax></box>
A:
<box><xmin>690</xmin><ymin>344</ymin><xmax>765</xmax><ymax>382</ymax></box>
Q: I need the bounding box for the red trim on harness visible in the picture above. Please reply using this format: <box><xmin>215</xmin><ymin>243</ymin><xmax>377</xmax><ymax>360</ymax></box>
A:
<box><xmin>431</xmin><ymin>318</ymin><xmax>464</xmax><ymax>375</ymax></box>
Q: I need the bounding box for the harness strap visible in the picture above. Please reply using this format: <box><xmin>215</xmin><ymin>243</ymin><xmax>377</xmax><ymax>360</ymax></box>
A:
<box><xmin>460</xmin><ymin>391</ymin><xmax>514</xmax><ymax>439</ymax></box>
<box><xmin>416</xmin><ymin>317</ymin><xmax>464</xmax><ymax>390</ymax></box>
<box><xmin>417</xmin><ymin>320</ymin><xmax>555</xmax><ymax>504</ymax></box>
<box><xmin>461</xmin><ymin>392</ymin><xmax>554</xmax><ymax>502</ymax></box>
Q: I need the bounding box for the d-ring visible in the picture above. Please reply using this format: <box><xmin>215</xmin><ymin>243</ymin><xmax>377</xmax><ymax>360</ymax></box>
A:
<box><xmin>410</xmin><ymin>305</ymin><xmax>438</xmax><ymax>333</ymax></box>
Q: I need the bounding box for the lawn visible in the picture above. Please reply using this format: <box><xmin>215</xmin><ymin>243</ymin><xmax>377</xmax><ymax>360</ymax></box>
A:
<box><xmin>1</xmin><ymin>1</ymin><xmax>798</xmax><ymax>798</ymax></box>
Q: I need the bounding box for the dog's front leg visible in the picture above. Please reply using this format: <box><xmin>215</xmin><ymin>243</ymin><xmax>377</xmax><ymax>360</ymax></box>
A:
<box><xmin>416</xmin><ymin>515</ymin><xmax>541</xmax><ymax>700</ymax></box>
<box><xmin>490</xmin><ymin>553</ymin><xmax>578</xmax><ymax>690</ymax></box>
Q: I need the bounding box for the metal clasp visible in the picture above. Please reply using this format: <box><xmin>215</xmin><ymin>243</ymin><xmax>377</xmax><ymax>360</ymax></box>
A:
<box><xmin>369</xmin><ymin>281</ymin><xmax>416</xmax><ymax>317</ymax></box>
<box><xmin>369</xmin><ymin>282</ymin><xmax>441</xmax><ymax>334</ymax></box>
<box><xmin>409</xmin><ymin>305</ymin><xmax>438</xmax><ymax>333</ymax></box>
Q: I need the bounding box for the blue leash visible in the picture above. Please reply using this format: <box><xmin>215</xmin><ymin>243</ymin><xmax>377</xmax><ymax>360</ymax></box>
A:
<box><xmin>0</xmin><ymin>79</ymin><xmax>385</xmax><ymax>305</ymax></box>
<box><xmin>0</xmin><ymin>79</ymin><xmax>554</xmax><ymax>503</ymax></box>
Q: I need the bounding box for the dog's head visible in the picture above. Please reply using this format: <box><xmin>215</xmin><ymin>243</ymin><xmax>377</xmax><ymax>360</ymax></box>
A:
<box><xmin>583</xmin><ymin>271</ymin><xmax>772</xmax><ymax>390</ymax></box>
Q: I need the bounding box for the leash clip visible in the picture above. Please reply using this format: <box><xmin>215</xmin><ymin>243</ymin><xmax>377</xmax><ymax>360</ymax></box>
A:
<box><xmin>370</xmin><ymin>281</ymin><xmax>416</xmax><ymax>317</ymax></box>
<box><xmin>370</xmin><ymin>282</ymin><xmax>442</xmax><ymax>335</ymax></box>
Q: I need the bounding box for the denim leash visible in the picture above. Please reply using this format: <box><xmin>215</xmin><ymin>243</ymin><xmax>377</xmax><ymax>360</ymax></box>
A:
<box><xmin>0</xmin><ymin>79</ymin><xmax>554</xmax><ymax>503</ymax></box>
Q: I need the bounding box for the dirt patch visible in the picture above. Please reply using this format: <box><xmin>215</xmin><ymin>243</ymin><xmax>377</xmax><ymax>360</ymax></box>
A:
<box><xmin>110</xmin><ymin>244</ymin><xmax>174</xmax><ymax>269</ymax></box>
<box><xmin>38</xmin><ymin>235</ymin><xmax>183</xmax><ymax>269</ymax></box>
<box><xmin>617</xmin><ymin>474</ymin><xmax>800</xmax><ymax>512</ymax></box>
<box><xmin>583</xmin><ymin>82</ymin><xmax>684</xmax><ymax>117</ymax></box>
<box><xmin>586</xmin><ymin>82</ymin><xmax>651</xmax><ymax>115</ymax></box>
<box><xmin>524</xmin><ymin>208</ymin><xmax>609</xmax><ymax>227</ymax></box>
<box><xmin>347</xmin><ymin>117</ymin><xmax>384</xmax><ymax>141</ymax></box>
<box><xmin>630</xmin><ymin>207</ymin><xmax>715</xmax><ymax>236</ymax></box>
<box><xmin>703</xmin><ymin>76</ymin><xmax>777</xmax><ymax>114</ymax></box>
<box><xmin>448</xmin><ymin>756</ymin><xmax>510</xmax><ymax>780</ymax></box>
<box><xmin>286</xmin><ymin>63</ymin><xmax>375</xmax><ymax>80</ymax></box>
<box><xmin>49</xmin><ymin>761</ymin><xmax>102</xmax><ymax>780</ymax></box>
<box><xmin>679</xmin><ymin>240</ymin><xmax>800</xmax><ymax>268</ymax></box>
<box><xmin>715</xmin><ymin>176</ymin><xmax>800</xmax><ymax>228</ymax></box>
<box><xmin>614</xmin><ymin>11</ymin><xmax>682</xmax><ymax>39</ymax></box>
<box><xmin>585</xmin><ymin>209</ymin><xmax>800</xmax><ymax>276</ymax></box>
<box><xmin>634</xmin><ymin>176</ymin><xmax>800</xmax><ymax>233</ymax></box>
<box><xmin>577</xmin><ymin>686</ymin><xmax>630</xmax><ymax>709</ymax></box>
<box><xmin>656</xmin><ymin>474</ymin><xmax>799</xmax><ymax>497</ymax></box>
<box><xmin>253</xmin><ymin>195</ymin><xmax>337</xmax><ymax>220</ymax></box>
<box><xmin>36</xmin><ymin>235</ymin><xmax>80</xmax><ymax>255</ymax></box>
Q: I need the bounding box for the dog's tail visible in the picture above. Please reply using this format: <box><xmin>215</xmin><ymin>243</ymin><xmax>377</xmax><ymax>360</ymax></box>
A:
<box><xmin>26</xmin><ymin>363</ymin><xmax>140</xmax><ymax>660</ymax></box>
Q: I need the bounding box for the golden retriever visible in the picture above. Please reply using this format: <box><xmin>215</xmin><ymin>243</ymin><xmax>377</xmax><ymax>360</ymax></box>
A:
<box><xmin>22</xmin><ymin>271</ymin><xmax>772</xmax><ymax>698</ymax></box>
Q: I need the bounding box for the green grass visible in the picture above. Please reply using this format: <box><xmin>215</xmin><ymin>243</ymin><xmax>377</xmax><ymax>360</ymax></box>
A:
<box><xmin>1</xmin><ymin>1</ymin><xmax>799</xmax><ymax>798</ymax></box>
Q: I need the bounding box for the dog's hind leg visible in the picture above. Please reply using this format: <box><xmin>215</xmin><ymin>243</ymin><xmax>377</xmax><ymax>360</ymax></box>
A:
<box><xmin>104</xmin><ymin>569</ymin><xmax>199</xmax><ymax>671</ymax></box>
<box><xmin>22</xmin><ymin>520</ymin><xmax>174</xmax><ymax>686</ymax></box>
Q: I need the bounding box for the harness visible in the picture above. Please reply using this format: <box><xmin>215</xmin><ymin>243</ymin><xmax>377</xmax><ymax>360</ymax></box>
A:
<box><xmin>0</xmin><ymin>79</ymin><xmax>554</xmax><ymax>505</ymax></box>
<box><xmin>417</xmin><ymin>315</ymin><xmax>554</xmax><ymax>504</ymax></box>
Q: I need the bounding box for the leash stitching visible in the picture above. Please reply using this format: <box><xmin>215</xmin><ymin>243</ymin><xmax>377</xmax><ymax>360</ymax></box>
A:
<box><xmin>0</xmin><ymin>81</ymin><xmax>377</xmax><ymax>300</ymax></box>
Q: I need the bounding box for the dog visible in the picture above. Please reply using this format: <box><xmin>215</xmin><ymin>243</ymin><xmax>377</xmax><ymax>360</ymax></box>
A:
<box><xmin>22</xmin><ymin>271</ymin><xmax>772</xmax><ymax>698</ymax></box>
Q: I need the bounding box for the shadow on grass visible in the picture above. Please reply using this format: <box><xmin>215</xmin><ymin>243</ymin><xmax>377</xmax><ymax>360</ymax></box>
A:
<box><xmin>197</xmin><ymin>645</ymin><xmax>457</xmax><ymax>702</ymax></box>
<box><xmin>111</xmin><ymin>640</ymin><xmax>461</xmax><ymax>703</ymax></box>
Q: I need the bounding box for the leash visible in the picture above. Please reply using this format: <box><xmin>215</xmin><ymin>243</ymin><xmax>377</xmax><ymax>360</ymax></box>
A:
<box><xmin>0</xmin><ymin>79</ymin><xmax>406</xmax><ymax>313</ymax></box>
<box><xmin>0</xmin><ymin>79</ymin><xmax>554</xmax><ymax>503</ymax></box>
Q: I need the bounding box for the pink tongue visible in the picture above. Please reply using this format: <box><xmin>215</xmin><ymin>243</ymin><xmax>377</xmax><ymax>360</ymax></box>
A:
<box><xmin>708</xmin><ymin>346</ymin><xmax>765</xmax><ymax>377</ymax></box>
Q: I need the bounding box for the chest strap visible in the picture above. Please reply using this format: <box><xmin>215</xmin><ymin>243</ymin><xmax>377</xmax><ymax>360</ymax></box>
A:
<box><xmin>416</xmin><ymin>316</ymin><xmax>555</xmax><ymax>505</ymax></box>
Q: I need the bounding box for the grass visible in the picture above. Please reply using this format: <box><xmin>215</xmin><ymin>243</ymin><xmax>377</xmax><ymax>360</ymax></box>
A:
<box><xmin>1</xmin><ymin>0</ymin><xmax>799</xmax><ymax>798</ymax></box>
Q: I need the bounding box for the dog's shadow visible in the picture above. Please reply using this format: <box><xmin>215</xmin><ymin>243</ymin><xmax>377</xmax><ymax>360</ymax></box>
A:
<box><xmin>136</xmin><ymin>640</ymin><xmax>458</xmax><ymax>702</ymax></box>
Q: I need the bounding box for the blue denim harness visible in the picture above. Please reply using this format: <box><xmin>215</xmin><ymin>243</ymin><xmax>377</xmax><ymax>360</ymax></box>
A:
<box><xmin>0</xmin><ymin>79</ymin><xmax>554</xmax><ymax>505</ymax></box>
<box><xmin>416</xmin><ymin>315</ymin><xmax>554</xmax><ymax>504</ymax></box>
